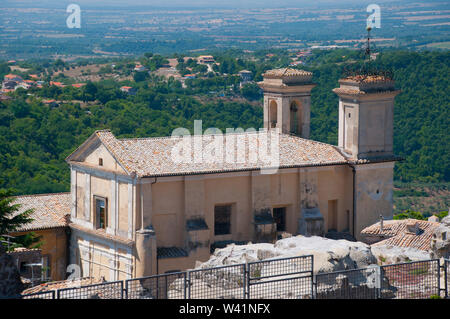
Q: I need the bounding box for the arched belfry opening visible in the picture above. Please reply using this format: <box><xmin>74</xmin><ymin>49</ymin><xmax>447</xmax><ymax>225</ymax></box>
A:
<box><xmin>258</xmin><ymin>68</ymin><xmax>315</xmax><ymax>139</ymax></box>
<box><xmin>269</xmin><ymin>100</ymin><xmax>278</xmax><ymax>128</ymax></box>
<box><xmin>290</xmin><ymin>100</ymin><xmax>302</xmax><ymax>135</ymax></box>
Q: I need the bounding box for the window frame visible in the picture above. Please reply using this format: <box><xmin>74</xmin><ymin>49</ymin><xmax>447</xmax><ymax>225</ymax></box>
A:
<box><xmin>94</xmin><ymin>195</ymin><xmax>108</xmax><ymax>230</ymax></box>
<box><xmin>214</xmin><ymin>204</ymin><xmax>232</xmax><ymax>236</ymax></box>
<box><xmin>273</xmin><ymin>207</ymin><xmax>287</xmax><ymax>232</ymax></box>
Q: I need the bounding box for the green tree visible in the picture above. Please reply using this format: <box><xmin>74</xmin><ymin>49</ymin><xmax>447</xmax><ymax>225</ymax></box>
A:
<box><xmin>393</xmin><ymin>210</ymin><xmax>426</xmax><ymax>220</ymax></box>
<box><xmin>0</xmin><ymin>189</ymin><xmax>41</xmax><ymax>251</ymax></box>
<box><xmin>240</xmin><ymin>83</ymin><xmax>262</xmax><ymax>100</ymax></box>
<box><xmin>0</xmin><ymin>189</ymin><xmax>33</xmax><ymax>234</ymax></box>
<box><xmin>133</xmin><ymin>71</ymin><xmax>149</xmax><ymax>82</ymax></box>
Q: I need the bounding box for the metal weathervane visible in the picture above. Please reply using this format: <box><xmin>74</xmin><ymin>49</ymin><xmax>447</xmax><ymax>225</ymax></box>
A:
<box><xmin>365</xmin><ymin>26</ymin><xmax>372</xmax><ymax>61</ymax></box>
<box><xmin>343</xmin><ymin>26</ymin><xmax>392</xmax><ymax>81</ymax></box>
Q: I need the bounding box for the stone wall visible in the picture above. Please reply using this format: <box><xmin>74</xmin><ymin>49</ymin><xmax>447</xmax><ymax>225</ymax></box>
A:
<box><xmin>0</xmin><ymin>245</ymin><xmax>24</xmax><ymax>298</ymax></box>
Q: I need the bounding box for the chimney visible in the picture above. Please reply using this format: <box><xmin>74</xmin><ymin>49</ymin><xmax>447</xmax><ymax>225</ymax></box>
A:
<box><xmin>406</xmin><ymin>220</ymin><xmax>420</xmax><ymax>235</ymax></box>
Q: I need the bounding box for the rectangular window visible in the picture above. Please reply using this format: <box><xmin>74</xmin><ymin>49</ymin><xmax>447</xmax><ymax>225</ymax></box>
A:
<box><xmin>95</xmin><ymin>196</ymin><xmax>107</xmax><ymax>229</ymax></box>
<box><xmin>214</xmin><ymin>205</ymin><xmax>231</xmax><ymax>235</ymax></box>
<box><xmin>20</xmin><ymin>261</ymin><xmax>27</xmax><ymax>274</ymax></box>
<box><xmin>273</xmin><ymin>207</ymin><xmax>286</xmax><ymax>232</ymax></box>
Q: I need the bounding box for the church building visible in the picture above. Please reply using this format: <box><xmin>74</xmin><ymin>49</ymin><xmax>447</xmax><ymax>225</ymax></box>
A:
<box><xmin>65</xmin><ymin>68</ymin><xmax>400</xmax><ymax>279</ymax></box>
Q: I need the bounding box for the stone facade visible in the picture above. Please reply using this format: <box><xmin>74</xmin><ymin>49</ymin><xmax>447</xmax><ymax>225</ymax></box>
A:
<box><xmin>0</xmin><ymin>246</ymin><xmax>24</xmax><ymax>298</ymax></box>
<box><xmin>7</xmin><ymin>248</ymin><xmax>42</xmax><ymax>286</ymax></box>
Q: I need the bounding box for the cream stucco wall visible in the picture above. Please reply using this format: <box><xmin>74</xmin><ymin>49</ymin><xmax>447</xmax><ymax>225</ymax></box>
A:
<box><xmin>70</xmin><ymin>229</ymin><xmax>134</xmax><ymax>281</ymax></box>
<box><xmin>354</xmin><ymin>162</ymin><xmax>394</xmax><ymax>240</ymax></box>
<box><xmin>337</xmin><ymin>92</ymin><xmax>397</xmax><ymax>159</ymax></box>
<box><xmin>84</xmin><ymin>144</ymin><xmax>127</xmax><ymax>174</ymax></box>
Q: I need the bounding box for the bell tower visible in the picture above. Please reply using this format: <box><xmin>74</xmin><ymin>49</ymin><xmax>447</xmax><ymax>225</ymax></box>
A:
<box><xmin>334</xmin><ymin>27</ymin><xmax>401</xmax><ymax>160</ymax></box>
<box><xmin>334</xmin><ymin>75</ymin><xmax>400</xmax><ymax>159</ymax></box>
<box><xmin>258</xmin><ymin>68</ymin><xmax>316</xmax><ymax>138</ymax></box>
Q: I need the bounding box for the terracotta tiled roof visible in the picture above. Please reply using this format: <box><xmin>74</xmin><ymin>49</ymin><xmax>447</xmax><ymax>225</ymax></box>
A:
<box><xmin>5</xmin><ymin>74</ymin><xmax>22</xmax><ymax>80</ymax></box>
<box><xmin>263</xmin><ymin>68</ymin><xmax>312</xmax><ymax>77</ymax></box>
<box><xmin>49</xmin><ymin>81</ymin><xmax>64</xmax><ymax>87</ymax></box>
<box><xmin>361</xmin><ymin>219</ymin><xmax>440</xmax><ymax>251</ymax></box>
<box><xmin>12</xmin><ymin>193</ymin><xmax>71</xmax><ymax>232</ymax></box>
<box><xmin>22</xmin><ymin>277</ymin><xmax>102</xmax><ymax>295</ymax></box>
<box><xmin>87</xmin><ymin>130</ymin><xmax>348</xmax><ymax>177</ymax></box>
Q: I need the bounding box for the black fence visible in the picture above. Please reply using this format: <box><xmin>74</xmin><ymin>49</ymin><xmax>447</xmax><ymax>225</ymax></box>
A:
<box><xmin>21</xmin><ymin>290</ymin><xmax>56</xmax><ymax>299</ymax></box>
<box><xmin>188</xmin><ymin>264</ymin><xmax>246</xmax><ymax>299</ymax></box>
<box><xmin>315</xmin><ymin>259</ymin><xmax>442</xmax><ymax>299</ymax></box>
<box><xmin>315</xmin><ymin>266</ymin><xmax>380</xmax><ymax>299</ymax></box>
<box><xmin>57</xmin><ymin>280</ymin><xmax>124</xmax><ymax>299</ymax></box>
<box><xmin>380</xmin><ymin>259</ymin><xmax>440</xmax><ymax>299</ymax></box>
<box><xmin>125</xmin><ymin>256</ymin><xmax>313</xmax><ymax>299</ymax></box>
<box><xmin>247</xmin><ymin>256</ymin><xmax>313</xmax><ymax>299</ymax></box>
<box><xmin>445</xmin><ymin>259</ymin><xmax>450</xmax><ymax>299</ymax></box>
<box><xmin>126</xmin><ymin>272</ymin><xmax>187</xmax><ymax>299</ymax></box>
<box><xmin>18</xmin><ymin>257</ymin><xmax>449</xmax><ymax>299</ymax></box>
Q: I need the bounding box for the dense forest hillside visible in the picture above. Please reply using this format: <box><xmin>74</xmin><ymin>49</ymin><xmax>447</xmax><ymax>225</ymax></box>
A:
<box><xmin>0</xmin><ymin>49</ymin><xmax>448</xmax><ymax>196</ymax></box>
<box><xmin>308</xmin><ymin>50</ymin><xmax>449</xmax><ymax>183</ymax></box>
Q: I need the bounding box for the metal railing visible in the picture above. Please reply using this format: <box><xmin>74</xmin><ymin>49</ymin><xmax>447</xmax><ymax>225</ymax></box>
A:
<box><xmin>17</xmin><ymin>257</ymin><xmax>448</xmax><ymax>299</ymax></box>
<box><xmin>380</xmin><ymin>259</ymin><xmax>440</xmax><ymax>299</ymax></box>
<box><xmin>247</xmin><ymin>255</ymin><xmax>313</xmax><ymax>299</ymax></box>
<box><xmin>315</xmin><ymin>266</ymin><xmax>380</xmax><ymax>299</ymax></box>
<box><xmin>126</xmin><ymin>271</ymin><xmax>187</xmax><ymax>299</ymax></box>
<box><xmin>57</xmin><ymin>280</ymin><xmax>124</xmax><ymax>299</ymax></box>
<box><xmin>188</xmin><ymin>264</ymin><xmax>246</xmax><ymax>299</ymax></box>
<box><xmin>314</xmin><ymin>259</ymin><xmax>441</xmax><ymax>299</ymax></box>
<box><xmin>21</xmin><ymin>290</ymin><xmax>56</xmax><ymax>299</ymax></box>
<box><xmin>125</xmin><ymin>255</ymin><xmax>313</xmax><ymax>299</ymax></box>
<box><xmin>445</xmin><ymin>259</ymin><xmax>449</xmax><ymax>299</ymax></box>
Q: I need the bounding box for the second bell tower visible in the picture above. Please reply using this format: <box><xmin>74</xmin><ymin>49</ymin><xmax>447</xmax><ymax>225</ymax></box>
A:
<box><xmin>258</xmin><ymin>68</ymin><xmax>316</xmax><ymax>138</ymax></box>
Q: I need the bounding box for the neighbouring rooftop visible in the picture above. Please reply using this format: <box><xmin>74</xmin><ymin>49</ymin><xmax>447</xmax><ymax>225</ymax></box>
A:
<box><xmin>21</xmin><ymin>277</ymin><xmax>102</xmax><ymax>295</ymax></box>
<box><xmin>361</xmin><ymin>218</ymin><xmax>441</xmax><ymax>251</ymax></box>
<box><xmin>12</xmin><ymin>193</ymin><xmax>71</xmax><ymax>232</ymax></box>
